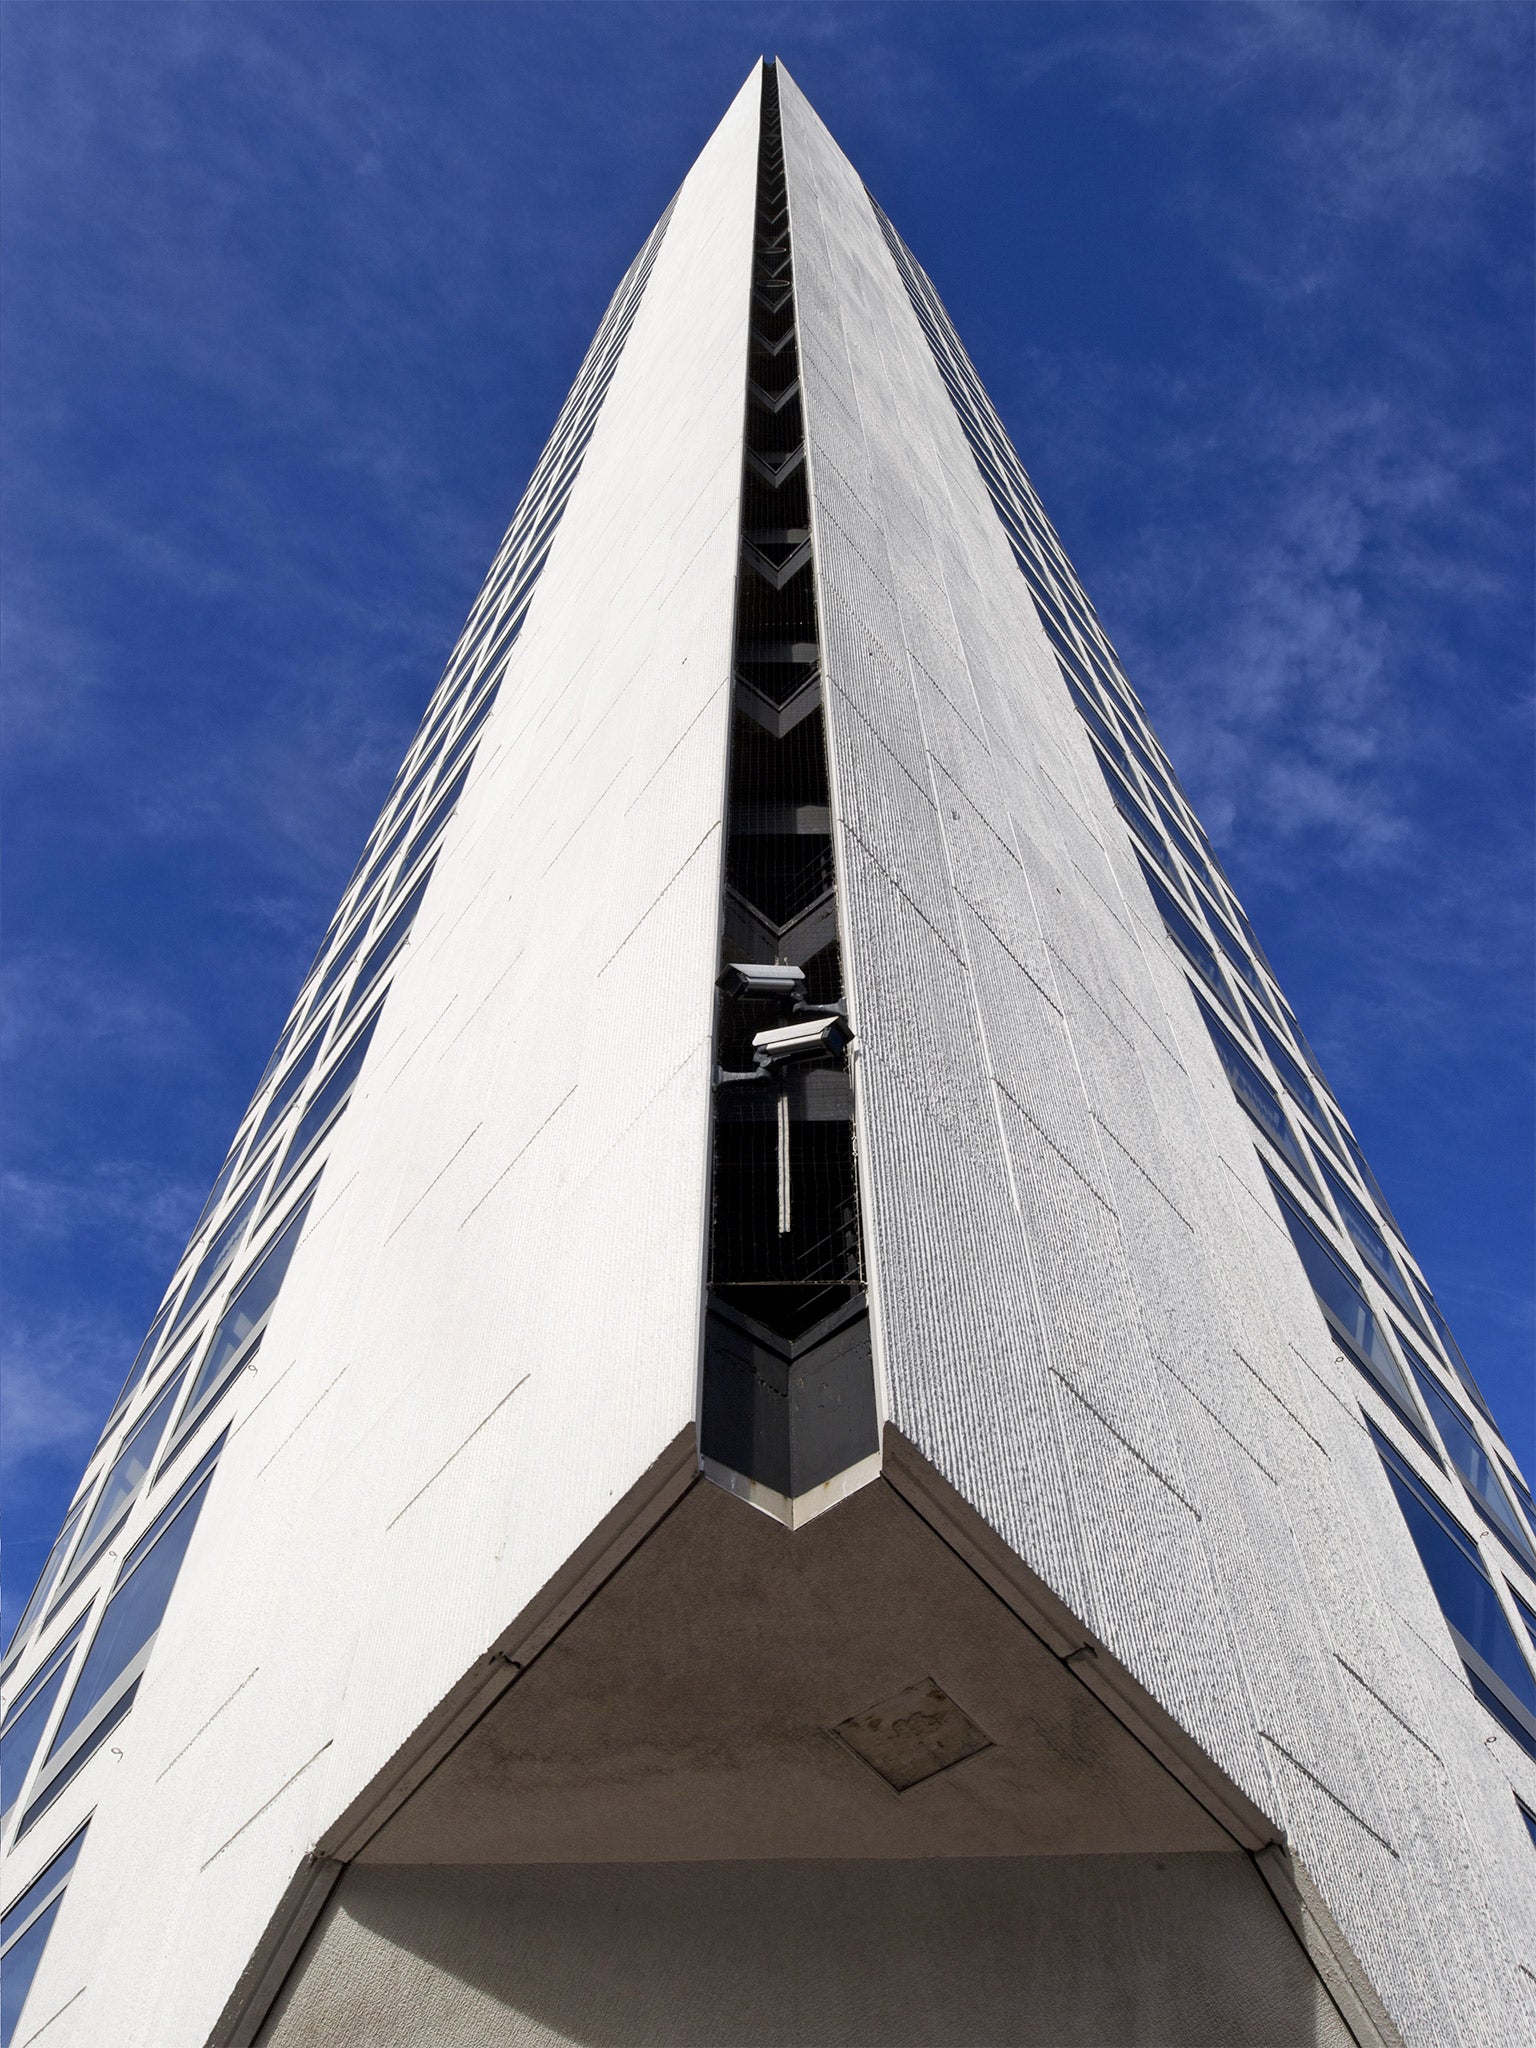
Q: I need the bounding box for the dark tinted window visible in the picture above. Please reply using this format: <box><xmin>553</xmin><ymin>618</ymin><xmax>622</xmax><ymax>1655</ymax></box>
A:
<box><xmin>1136</xmin><ymin>858</ymin><xmax>1232</xmax><ymax>1012</ymax></box>
<box><xmin>170</xmin><ymin>1180</ymin><xmax>265</xmax><ymax>1335</ymax></box>
<box><xmin>48</xmin><ymin>1443</ymin><xmax>224</xmax><ymax>1762</ymax></box>
<box><xmin>1266</xmin><ymin>1172</ymin><xmax>1418</xmax><ymax>1417</ymax></box>
<box><xmin>275</xmin><ymin>1011</ymin><xmax>382</xmax><ymax>1189</ymax></box>
<box><xmin>178</xmin><ymin>1196</ymin><xmax>315</xmax><ymax>1430</ymax></box>
<box><xmin>1317</xmin><ymin>1158</ymin><xmax>1422</xmax><ymax>1329</ymax></box>
<box><xmin>0</xmin><ymin>1615</ymin><xmax>89</xmax><ymax>1830</ymax></box>
<box><xmin>1197</xmin><ymin>997</ymin><xmax>1317</xmax><ymax>1190</ymax></box>
<box><xmin>1375</xmin><ymin>1432</ymin><xmax>1536</xmax><ymax>1756</ymax></box>
<box><xmin>1405</xmin><ymin>1347</ymin><xmax>1536</xmax><ymax>1569</ymax></box>
<box><xmin>5</xmin><ymin>1493</ymin><xmax>90</xmax><ymax>1657</ymax></box>
<box><xmin>251</xmin><ymin>1023</ymin><xmax>329</xmax><ymax>1150</ymax></box>
<box><xmin>335</xmin><ymin>864</ymin><xmax>436</xmax><ymax>1030</ymax></box>
<box><xmin>0</xmin><ymin>1824</ymin><xmax>88</xmax><ymax>2048</ymax></box>
<box><xmin>1100</xmin><ymin>759</ymin><xmax>1175</xmax><ymax>878</ymax></box>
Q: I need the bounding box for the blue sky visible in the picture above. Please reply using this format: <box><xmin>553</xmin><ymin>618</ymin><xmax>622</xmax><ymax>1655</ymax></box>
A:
<box><xmin>3</xmin><ymin>2</ymin><xmax>1531</xmax><ymax>1617</ymax></box>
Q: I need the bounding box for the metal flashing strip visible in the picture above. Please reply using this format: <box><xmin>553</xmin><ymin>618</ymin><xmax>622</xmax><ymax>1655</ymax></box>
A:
<box><xmin>700</xmin><ymin>1446</ymin><xmax>882</xmax><ymax>1532</ymax></box>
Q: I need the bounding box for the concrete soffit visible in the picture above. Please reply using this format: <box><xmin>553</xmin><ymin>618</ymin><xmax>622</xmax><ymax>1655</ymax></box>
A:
<box><xmin>204</xmin><ymin>1423</ymin><xmax>1402</xmax><ymax>2048</ymax></box>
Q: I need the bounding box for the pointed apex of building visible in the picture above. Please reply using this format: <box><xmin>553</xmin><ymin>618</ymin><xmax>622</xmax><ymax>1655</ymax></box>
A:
<box><xmin>7</xmin><ymin>54</ymin><xmax>1528</xmax><ymax>2048</ymax></box>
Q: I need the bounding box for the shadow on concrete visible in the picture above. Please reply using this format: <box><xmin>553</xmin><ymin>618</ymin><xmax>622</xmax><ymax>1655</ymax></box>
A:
<box><xmin>259</xmin><ymin>1853</ymin><xmax>1354</xmax><ymax>2046</ymax></box>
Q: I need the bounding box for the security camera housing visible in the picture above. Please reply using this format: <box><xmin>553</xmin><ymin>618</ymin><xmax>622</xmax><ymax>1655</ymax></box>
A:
<box><xmin>716</xmin><ymin>962</ymin><xmax>808</xmax><ymax>1002</ymax></box>
<box><xmin>751</xmin><ymin>1014</ymin><xmax>854</xmax><ymax>1068</ymax></box>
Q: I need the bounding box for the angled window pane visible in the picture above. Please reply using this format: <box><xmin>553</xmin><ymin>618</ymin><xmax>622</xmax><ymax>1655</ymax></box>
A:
<box><xmin>1405</xmin><ymin>1347</ymin><xmax>1536</xmax><ymax>1569</ymax></box>
<box><xmin>159</xmin><ymin>1338</ymin><xmax>259</xmax><ymax>1489</ymax></box>
<box><xmin>1</xmin><ymin>1890</ymin><xmax>67</xmax><ymax>2048</ymax></box>
<box><xmin>181</xmin><ymin>1195</ymin><xmax>315</xmax><ymax>1428</ymax></box>
<box><xmin>1316</xmin><ymin>1157</ymin><xmax>1422</xmax><ymax>1329</ymax></box>
<box><xmin>1334</xmin><ymin>1120</ymin><xmax>1403</xmax><ymax>1238</ymax></box>
<box><xmin>1375</xmin><ymin>1434</ymin><xmax>1536</xmax><ymax>1751</ymax></box>
<box><xmin>250</xmin><ymin>1020</ymin><xmax>329</xmax><ymax>1151</ymax></box>
<box><xmin>309</xmin><ymin>899</ymin><xmax>378</xmax><ymax>1010</ymax></box>
<box><xmin>1064</xmin><ymin>678</ymin><xmax>1129</xmax><ymax>772</ymax></box>
<box><xmin>1100</xmin><ymin>758</ymin><xmax>1175</xmax><ymax>878</ymax></box>
<box><xmin>1504</xmin><ymin>1463</ymin><xmax>1536</xmax><ymax>1535</ymax></box>
<box><xmin>102</xmin><ymin>1297</ymin><xmax>175</xmax><ymax>1428</ymax></box>
<box><xmin>356</xmin><ymin>808</ymin><xmax>414</xmax><ymax>904</ymax></box>
<box><xmin>0</xmin><ymin>1615</ymin><xmax>89</xmax><ymax>1831</ymax></box>
<box><xmin>1122</xmin><ymin>719</ymin><xmax>1174</xmax><ymax>801</ymax></box>
<box><xmin>4</xmin><ymin>1493</ymin><xmax>91</xmax><ymax>1658</ymax></box>
<box><xmin>0</xmin><ymin>1823</ymin><xmax>87</xmax><ymax>1950</ymax></box>
<box><xmin>1197</xmin><ymin>996</ymin><xmax>1318</xmax><ymax>1190</ymax></box>
<box><xmin>17</xmin><ymin>1682</ymin><xmax>138</xmax><ymax>1842</ymax></box>
<box><xmin>1412</xmin><ymin>1281</ymin><xmax>1497</xmax><ymax>1427</ymax></box>
<box><xmin>434</xmin><ymin>671</ymin><xmax>500</xmax><ymax>762</ymax></box>
<box><xmin>125</xmin><ymin>1433</ymin><xmax>225</xmax><ymax>1578</ymax></box>
<box><xmin>188</xmin><ymin>1138</ymin><xmax>246</xmax><ymax>1242</ymax></box>
<box><xmin>1518</xmin><ymin>1798</ymin><xmax>1536</xmax><ymax>1852</ymax></box>
<box><xmin>275</xmin><ymin>1010</ymin><xmax>382</xmax><ymax>1192</ymax></box>
<box><xmin>1202</xmin><ymin>901</ymin><xmax>1263</xmax><ymax>996</ymax></box>
<box><xmin>1136</xmin><ymin>857</ymin><xmax>1235</xmax><ymax>1017</ymax></box>
<box><xmin>169</xmin><ymin>1180</ymin><xmax>265</xmax><ymax>1338</ymax></box>
<box><xmin>1226</xmin><ymin>897</ymin><xmax>1276</xmax><ymax>982</ymax></box>
<box><xmin>1152</xmin><ymin>794</ymin><xmax>1211</xmax><ymax>886</ymax></box>
<box><xmin>432</xmin><ymin>681</ymin><xmax>498</xmax><ymax>790</ymax></box>
<box><xmin>335</xmin><ymin>864</ymin><xmax>436</xmax><ymax>1030</ymax></box>
<box><xmin>1275</xmin><ymin>999</ymin><xmax>1326</xmax><ymax>1085</ymax></box>
<box><xmin>397</xmin><ymin>758</ymin><xmax>470</xmax><ymax>895</ymax></box>
<box><xmin>1465</xmin><ymin>1670</ymin><xmax>1536</xmax><ymax>1763</ymax></box>
<box><xmin>462</xmin><ymin>664</ymin><xmax>504</xmax><ymax>723</ymax></box>
<box><xmin>249</xmin><ymin>996</ymin><xmax>307</xmax><ymax>1099</ymax></box>
<box><xmin>48</xmin><ymin>1451</ymin><xmax>221</xmax><ymax>1762</ymax></box>
<box><xmin>49</xmin><ymin>1368</ymin><xmax>186</xmax><ymax>1611</ymax></box>
<box><xmin>1266</xmin><ymin>1172</ymin><xmax>1416</xmax><ymax>1415</ymax></box>
<box><xmin>1247</xmin><ymin>1007</ymin><xmax>1331</xmax><ymax>1133</ymax></box>
<box><xmin>391</xmin><ymin>733</ymin><xmax>445</xmax><ymax>818</ymax></box>
<box><xmin>299</xmin><ymin>895</ymin><xmax>353</xmax><ymax>989</ymax></box>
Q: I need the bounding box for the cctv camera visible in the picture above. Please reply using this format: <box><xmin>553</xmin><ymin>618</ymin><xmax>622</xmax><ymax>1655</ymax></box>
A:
<box><xmin>716</xmin><ymin>962</ymin><xmax>806</xmax><ymax>1002</ymax></box>
<box><xmin>751</xmin><ymin>1014</ymin><xmax>854</xmax><ymax>1068</ymax></box>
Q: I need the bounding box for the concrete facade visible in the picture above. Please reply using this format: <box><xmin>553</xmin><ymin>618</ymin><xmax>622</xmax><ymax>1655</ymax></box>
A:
<box><xmin>3</xmin><ymin>59</ymin><xmax>1533</xmax><ymax>2048</ymax></box>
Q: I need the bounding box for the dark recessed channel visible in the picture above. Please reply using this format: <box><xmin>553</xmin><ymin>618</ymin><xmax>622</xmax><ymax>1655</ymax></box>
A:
<box><xmin>699</xmin><ymin>63</ymin><xmax>879</xmax><ymax>1522</ymax></box>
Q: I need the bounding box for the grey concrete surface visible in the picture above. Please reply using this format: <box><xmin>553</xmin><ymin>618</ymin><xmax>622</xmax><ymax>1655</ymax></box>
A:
<box><xmin>259</xmin><ymin>1855</ymin><xmax>1355</xmax><ymax>2048</ymax></box>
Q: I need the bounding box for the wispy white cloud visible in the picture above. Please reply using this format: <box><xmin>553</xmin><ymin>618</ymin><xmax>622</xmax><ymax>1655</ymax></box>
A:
<box><xmin>1017</xmin><ymin>359</ymin><xmax>1516</xmax><ymax>884</ymax></box>
<box><xmin>3</xmin><ymin>1159</ymin><xmax>200</xmax><ymax>1267</ymax></box>
<box><xmin>992</xmin><ymin>2</ymin><xmax>1530</xmax><ymax>304</ymax></box>
<box><xmin>1</xmin><ymin>949</ymin><xmax>203</xmax><ymax>1072</ymax></box>
<box><xmin>0</xmin><ymin>1307</ymin><xmax>127</xmax><ymax>1481</ymax></box>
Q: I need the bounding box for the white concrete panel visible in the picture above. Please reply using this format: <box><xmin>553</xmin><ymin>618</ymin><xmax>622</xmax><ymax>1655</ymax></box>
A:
<box><xmin>10</xmin><ymin>70</ymin><xmax>761</xmax><ymax>2048</ymax></box>
<box><xmin>778</xmin><ymin>60</ymin><xmax>1533</xmax><ymax>2048</ymax></box>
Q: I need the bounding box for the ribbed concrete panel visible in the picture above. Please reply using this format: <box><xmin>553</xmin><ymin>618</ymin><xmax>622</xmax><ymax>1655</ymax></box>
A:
<box><xmin>783</xmin><ymin>76</ymin><xmax>1268</xmax><ymax>1801</ymax></box>
<box><xmin>9</xmin><ymin>75</ymin><xmax>761</xmax><ymax>2048</ymax></box>
<box><xmin>778</xmin><ymin>62</ymin><xmax>1533</xmax><ymax>2048</ymax></box>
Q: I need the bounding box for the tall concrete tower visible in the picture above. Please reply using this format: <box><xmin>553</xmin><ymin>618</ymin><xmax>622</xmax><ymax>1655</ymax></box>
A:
<box><xmin>3</xmin><ymin>61</ymin><xmax>1533</xmax><ymax>2048</ymax></box>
